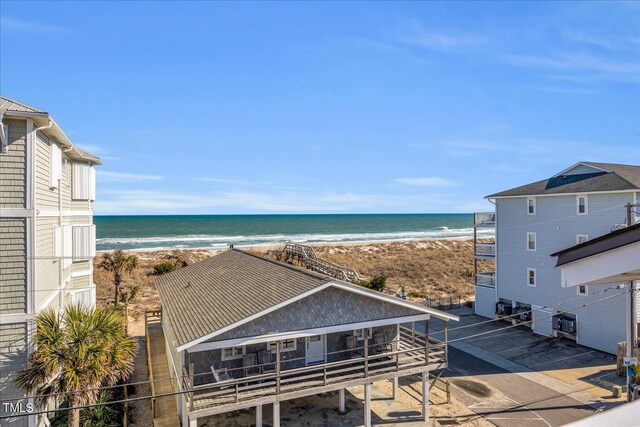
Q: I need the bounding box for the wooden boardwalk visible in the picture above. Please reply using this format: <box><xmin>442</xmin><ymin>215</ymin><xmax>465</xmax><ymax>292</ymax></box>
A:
<box><xmin>270</xmin><ymin>244</ymin><xmax>361</xmax><ymax>282</ymax></box>
<box><xmin>146</xmin><ymin>313</ymin><xmax>180</xmax><ymax>427</ymax></box>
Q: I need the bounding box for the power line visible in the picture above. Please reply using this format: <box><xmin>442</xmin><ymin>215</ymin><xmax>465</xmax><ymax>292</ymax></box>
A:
<box><xmin>2</xmin><ymin>284</ymin><xmax>625</xmax><ymax>403</ymax></box>
<box><xmin>434</xmin><ymin>284</ymin><xmax>623</xmax><ymax>334</ymax></box>
<box><xmin>446</xmin><ymin>290</ymin><xmax>626</xmax><ymax>344</ymax></box>
<box><xmin>1</xmin><ymin>288</ymin><xmax>626</xmax><ymax>418</ymax></box>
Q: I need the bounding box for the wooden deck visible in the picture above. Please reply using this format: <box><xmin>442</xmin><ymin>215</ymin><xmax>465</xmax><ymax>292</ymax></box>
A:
<box><xmin>185</xmin><ymin>325</ymin><xmax>447</xmax><ymax>418</ymax></box>
<box><xmin>145</xmin><ymin>312</ymin><xmax>180</xmax><ymax>427</ymax></box>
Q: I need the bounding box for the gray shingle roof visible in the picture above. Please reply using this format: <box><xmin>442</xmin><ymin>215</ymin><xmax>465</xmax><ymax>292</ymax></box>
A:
<box><xmin>487</xmin><ymin>162</ymin><xmax>640</xmax><ymax>198</ymax></box>
<box><xmin>0</xmin><ymin>96</ymin><xmax>47</xmax><ymax>114</ymax></box>
<box><xmin>155</xmin><ymin>250</ymin><xmax>332</xmax><ymax>348</ymax></box>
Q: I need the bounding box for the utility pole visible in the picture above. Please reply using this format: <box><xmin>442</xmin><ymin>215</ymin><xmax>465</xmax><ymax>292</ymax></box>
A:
<box><xmin>625</xmin><ymin>202</ymin><xmax>638</xmax><ymax>402</ymax></box>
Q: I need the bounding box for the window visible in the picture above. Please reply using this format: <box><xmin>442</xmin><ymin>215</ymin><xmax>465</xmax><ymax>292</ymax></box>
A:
<box><xmin>577</xmin><ymin>195</ymin><xmax>588</xmax><ymax>215</ymax></box>
<box><xmin>221</xmin><ymin>346</ymin><xmax>245</xmax><ymax>361</ymax></box>
<box><xmin>527</xmin><ymin>198</ymin><xmax>536</xmax><ymax>215</ymax></box>
<box><xmin>268</xmin><ymin>339</ymin><xmax>297</xmax><ymax>353</ymax></box>
<box><xmin>577</xmin><ymin>285</ymin><xmax>588</xmax><ymax>296</ymax></box>
<box><xmin>72</xmin><ymin>225</ymin><xmax>96</xmax><ymax>261</ymax></box>
<box><xmin>577</xmin><ymin>234</ymin><xmax>588</xmax><ymax>244</ymax></box>
<box><xmin>527</xmin><ymin>268</ymin><xmax>536</xmax><ymax>287</ymax></box>
<box><xmin>527</xmin><ymin>232</ymin><xmax>536</xmax><ymax>251</ymax></box>
<box><xmin>353</xmin><ymin>328</ymin><xmax>373</xmax><ymax>341</ymax></box>
<box><xmin>50</xmin><ymin>143</ymin><xmax>62</xmax><ymax>188</ymax></box>
<box><xmin>72</xmin><ymin>164</ymin><xmax>96</xmax><ymax>201</ymax></box>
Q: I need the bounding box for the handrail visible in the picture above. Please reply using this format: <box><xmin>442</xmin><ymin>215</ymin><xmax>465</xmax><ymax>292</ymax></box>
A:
<box><xmin>276</xmin><ymin>244</ymin><xmax>361</xmax><ymax>282</ymax></box>
<box><xmin>144</xmin><ymin>311</ymin><xmax>157</xmax><ymax>418</ymax></box>
<box><xmin>191</xmin><ymin>340</ymin><xmax>445</xmax><ymax>394</ymax></box>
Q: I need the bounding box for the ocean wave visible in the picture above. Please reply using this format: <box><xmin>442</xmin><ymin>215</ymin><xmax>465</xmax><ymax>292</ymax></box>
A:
<box><xmin>96</xmin><ymin>228</ymin><xmax>494</xmax><ymax>250</ymax></box>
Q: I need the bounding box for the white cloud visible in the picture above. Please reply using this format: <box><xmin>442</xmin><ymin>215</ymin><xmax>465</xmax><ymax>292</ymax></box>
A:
<box><xmin>395</xmin><ymin>177</ymin><xmax>457</xmax><ymax>187</ymax></box>
<box><xmin>98</xmin><ymin>171</ymin><xmax>163</xmax><ymax>182</ymax></box>
<box><xmin>197</xmin><ymin>177</ymin><xmax>251</xmax><ymax>185</ymax></box>
<box><xmin>1</xmin><ymin>17</ymin><xmax>72</xmax><ymax>35</ymax></box>
<box><xmin>94</xmin><ymin>189</ymin><xmax>462</xmax><ymax>215</ymax></box>
<box><xmin>394</xmin><ymin>19</ymin><xmax>488</xmax><ymax>51</ymax></box>
<box><xmin>502</xmin><ymin>52</ymin><xmax>639</xmax><ymax>82</ymax></box>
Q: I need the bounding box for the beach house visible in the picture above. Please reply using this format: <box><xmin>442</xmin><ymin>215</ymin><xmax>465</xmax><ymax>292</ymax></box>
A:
<box><xmin>473</xmin><ymin>161</ymin><xmax>640</xmax><ymax>354</ymax></box>
<box><xmin>153</xmin><ymin>249</ymin><xmax>457</xmax><ymax>427</ymax></box>
<box><xmin>0</xmin><ymin>96</ymin><xmax>101</xmax><ymax>426</ymax></box>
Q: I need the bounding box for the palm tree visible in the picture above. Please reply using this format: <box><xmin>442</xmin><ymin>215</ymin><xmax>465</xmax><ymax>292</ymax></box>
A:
<box><xmin>14</xmin><ymin>304</ymin><xmax>137</xmax><ymax>427</ymax></box>
<box><xmin>98</xmin><ymin>250</ymin><xmax>139</xmax><ymax>305</ymax></box>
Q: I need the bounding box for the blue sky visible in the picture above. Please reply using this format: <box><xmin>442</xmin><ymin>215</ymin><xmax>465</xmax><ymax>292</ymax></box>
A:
<box><xmin>2</xmin><ymin>1</ymin><xmax>639</xmax><ymax>215</ymax></box>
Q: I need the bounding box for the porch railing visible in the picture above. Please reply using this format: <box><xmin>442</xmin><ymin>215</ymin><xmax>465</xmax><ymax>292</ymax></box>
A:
<box><xmin>184</xmin><ymin>330</ymin><xmax>447</xmax><ymax>413</ymax></box>
<box><xmin>474</xmin><ymin>212</ymin><xmax>495</xmax><ymax>227</ymax></box>
<box><xmin>474</xmin><ymin>242</ymin><xmax>496</xmax><ymax>258</ymax></box>
<box><xmin>475</xmin><ymin>271</ymin><xmax>496</xmax><ymax>288</ymax></box>
<box><xmin>144</xmin><ymin>310</ymin><xmax>162</xmax><ymax>418</ymax></box>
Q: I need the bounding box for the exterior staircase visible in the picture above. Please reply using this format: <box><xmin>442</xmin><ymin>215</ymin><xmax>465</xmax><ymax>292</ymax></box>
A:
<box><xmin>270</xmin><ymin>244</ymin><xmax>361</xmax><ymax>282</ymax></box>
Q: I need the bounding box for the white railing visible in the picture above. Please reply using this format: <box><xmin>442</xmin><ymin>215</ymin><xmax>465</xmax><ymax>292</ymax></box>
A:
<box><xmin>474</xmin><ymin>242</ymin><xmax>496</xmax><ymax>258</ymax></box>
<box><xmin>475</xmin><ymin>272</ymin><xmax>496</xmax><ymax>287</ymax></box>
<box><xmin>474</xmin><ymin>212</ymin><xmax>496</xmax><ymax>227</ymax></box>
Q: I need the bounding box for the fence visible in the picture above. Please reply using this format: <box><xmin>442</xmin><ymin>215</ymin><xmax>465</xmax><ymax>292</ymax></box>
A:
<box><xmin>425</xmin><ymin>296</ymin><xmax>463</xmax><ymax>310</ymax></box>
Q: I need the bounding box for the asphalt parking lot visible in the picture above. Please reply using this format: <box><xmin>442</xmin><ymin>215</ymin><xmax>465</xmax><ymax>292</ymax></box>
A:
<box><xmin>424</xmin><ymin>307</ymin><xmax>625</xmax><ymax>426</ymax></box>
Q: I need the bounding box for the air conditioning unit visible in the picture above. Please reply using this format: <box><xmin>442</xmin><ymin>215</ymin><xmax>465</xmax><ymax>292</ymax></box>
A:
<box><xmin>553</xmin><ymin>316</ymin><xmax>564</xmax><ymax>331</ymax></box>
<box><xmin>561</xmin><ymin>319</ymin><xmax>576</xmax><ymax>334</ymax></box>
<box><xmin>518</xmin><ymin>310</ymin><xmax>531</xmax><ymax>322</ymax></box>
<box><xmin>496</xmin><ymin>302</ymin><xmax>513</xmax><ymax>317</ymax></box>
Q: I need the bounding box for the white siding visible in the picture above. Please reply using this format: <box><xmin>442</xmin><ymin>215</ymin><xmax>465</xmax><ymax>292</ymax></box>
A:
<box><xmin>491</xmin><ymin>192</ymin><xmax>634</xmax><ymax>353</ymax></box>
<box><xmin>474</xmin><ymin>285</ymin><xmax>496</xmax><ymax>318</ymax></box>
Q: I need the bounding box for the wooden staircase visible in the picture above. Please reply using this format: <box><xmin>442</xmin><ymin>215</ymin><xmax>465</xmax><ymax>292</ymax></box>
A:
<box><xmin>145</xmin><ymin>311</ymin><xmax>180</xmax><ymax>427</ymax></box>
<box><xmin>270</xmin><ymin>244</ymin><xmax>361</xmax><ymax>282</ymax></box>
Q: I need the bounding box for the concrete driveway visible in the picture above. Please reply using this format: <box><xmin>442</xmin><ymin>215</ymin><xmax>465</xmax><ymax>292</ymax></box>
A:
<box><xmin>425</xmin><ymin>307</ymin><xmax>625</xmax><ymax>427</ymax></box>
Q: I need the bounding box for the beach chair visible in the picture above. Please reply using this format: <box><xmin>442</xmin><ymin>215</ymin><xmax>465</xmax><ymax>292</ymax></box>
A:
<box><xmin>210</xmin><ymin>365</ymin><xmax>233</xmax><ymax>389</ymax></box>
<box><xmin>257</xmin><ymin>350</ymin><xmax>276</xmax><ymax>374</ymax></box>
<box><xmin>372</xmin><ymin>333</ymin><xmax>391</xmax><ymax>355</ymax></box>
<box><xmin>242</xmin><ymin>353</ymin><xmax>260</xmax><ymax>377</ymax></box>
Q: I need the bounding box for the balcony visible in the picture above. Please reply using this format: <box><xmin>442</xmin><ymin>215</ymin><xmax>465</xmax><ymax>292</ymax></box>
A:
<box><xmin>181</xmin><ymin>325</ymin><xmax>449</xmax><ymax>418</ymax></box>
<box><xmin>474</xmin><ymin>212</ymin><xmax>495</xmax><ymax>227</ymax></box>
<box><xmin>475</xmin><ymin>272</ymin><xmax>496</xmax><ymax>288</ymax></box>
<box><xmin>474</xmin><ymin>242</ymin><xmax>496</xmax><ymax>259</ymax></box>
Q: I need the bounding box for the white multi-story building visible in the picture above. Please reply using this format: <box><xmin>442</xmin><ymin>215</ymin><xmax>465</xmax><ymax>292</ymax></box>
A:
<box><xmin>474</xmin><ymin>162</ymin><xmax>640</xmax><ymax>354</ymax></box>
<box><xmin>0</xmin><ymin>96</ymin><xmax>101</xmax><ymax>426</ymax></box>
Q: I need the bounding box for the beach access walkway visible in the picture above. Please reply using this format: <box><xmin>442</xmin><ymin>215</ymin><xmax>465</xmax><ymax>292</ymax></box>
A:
<box><xmin>145</xmin><ymin>311</ymin><xmax>180</xmax><ymax>427</ymax></box>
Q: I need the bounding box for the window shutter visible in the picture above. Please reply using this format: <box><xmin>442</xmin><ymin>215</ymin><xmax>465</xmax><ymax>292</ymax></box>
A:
<box><xmin>73</xmin><ymin>226</ymin><xmax>92</xmax><ymax>261</ymax></box>
<box><xmin>90</xmin><ymin>225</ymin><xmax>96</xmax><ymax>258</ymax></box>
<box><xmin>63</xmin><ymin>226</ymin><xmax>73</xmax><ymax>268</ymax></box>
<box><xmin>88</xmin><ymin>167</ymin><xmax>96</xmax><ymax>201</ymax></box>
<box><xmin>54</xmin><ymin>226</ymin><xmax>62</xmax><ymax>259</ymax></box>
<box><xmin>0</xmin><ymin>122</ymin><xmax>7</xmax><ymax>152</ymax></box>
<box><xmin>72</xmin><ymin>164</ymin><xmax>91</xmax><ymax>200</ymax></box>
<box><xmin>50</xmin><ymin>144</ymin><xmax>62</xmax><ymax>188</ymax></box>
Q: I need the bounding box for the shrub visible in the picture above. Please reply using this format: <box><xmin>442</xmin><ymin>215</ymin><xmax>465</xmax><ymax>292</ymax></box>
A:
<box><xmin>408</xmin><ymin>290</ymin><xmax>427</xmax><ymax>299</ymax></box>
<box><xmin>153</xmin><ymin>262</ymin><xmax>176</xmax><ymax>275</ymax></box>
<box><xmin>353</xmin><ymin>275</ymin><xmax>387</xmax><ymax>292</ymax></box>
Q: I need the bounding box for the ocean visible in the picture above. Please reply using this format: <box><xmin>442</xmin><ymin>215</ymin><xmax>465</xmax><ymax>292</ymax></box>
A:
<box><xmin>94</xmin><ymin>214</ymin><xmax>494</xmax><ymax>251</ymax></box>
